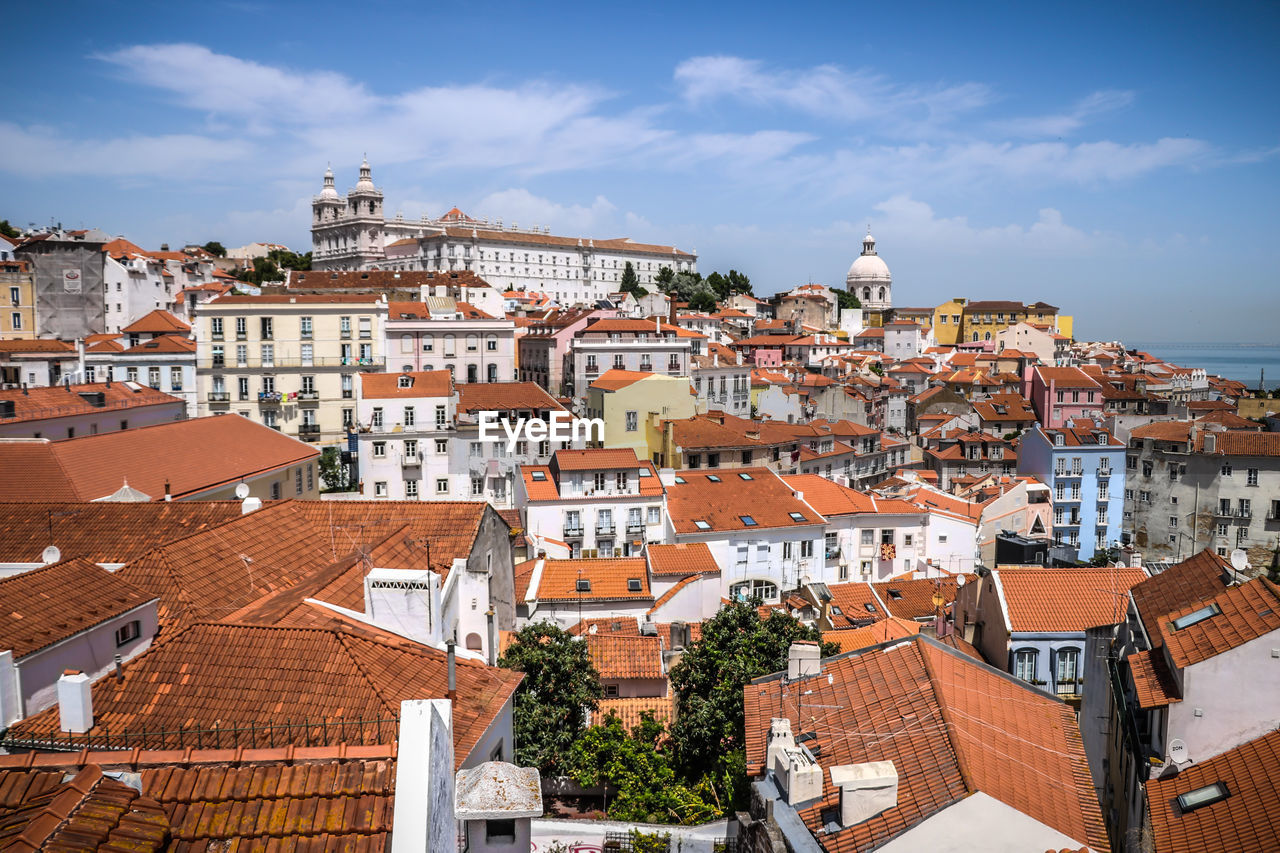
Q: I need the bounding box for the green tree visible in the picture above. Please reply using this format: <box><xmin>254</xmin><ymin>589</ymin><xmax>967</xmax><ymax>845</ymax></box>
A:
<box><xmin>0</xmin><ymin>220</ymin><xmax>20</xmax><ymax>239</ymax></box>
<box><xmin>202</xmin><ymin>241</ymin><xmax>227</xmax><ymax>258</ymax></box>
<box><xmin>654</xmin><ymin>266</ymin><xmax>675</xmax><ymax>291</ymax></box>
<box><xmin>571</xmin><ymin>712</ymin><xmax>721</xmax><ymax>825</ymax></box>
<box><xmin>836</xmin><ymin>288</ymin><xmax>861</xmax><ymax>311</ymax></box>
<box><xmin>725</xmin><ymin>269</ymin><xmax>752</xmax><ymax>296</ymax></box>
<box><xmin>619</xmin><ymin>261</ymin><xmax>647</xmax><ymax>298</ymax></box>
<box><xmin>668</xmin><ymin>603</ymin><xmax>837</xmax><ymax>808</ymax></box>
<box><xmin>500</xmin><ymin>621</ymin><xmax>603</xmax><ymax>775</ymax></box>
<box><xmin>318</xmin><ymin>447</ymin><xmax>351</xmax><ymax>492</ymax></box>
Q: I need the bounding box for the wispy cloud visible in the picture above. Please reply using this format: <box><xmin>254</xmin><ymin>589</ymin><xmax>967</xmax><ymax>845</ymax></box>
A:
<box><xmin>991</xmin><ymin>89</ymin><xmax>1136</xmax><ymax>138</ymax></box>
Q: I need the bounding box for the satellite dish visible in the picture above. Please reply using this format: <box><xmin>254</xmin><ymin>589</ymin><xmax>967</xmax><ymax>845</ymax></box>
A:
<box><xmin>956</xmin><ymin>575</ymin><xmax>966</xmax><ymax>587</ymax></box>
<box><xmin>1230</xmin><ymin>549</ymin><xmax>1248</xmax><ymax>572</ymax></box>
<box><xmin>41</xmin><ymin>545</ymin><xmax>61</xmax><ymax>565</ymax></box>
<box><xmin>571</xmin><ymin>399</ymin><xmax>586</xmax><ymax>416</ymax></box>
<box><xmin>1169</xmin><ymin>739</ymin><xmax>1190</xmax><ymax>765</ymax></box>
<box><xmin>234</xmin><ymin>482</ymin><xmax>250</xmax><ymax>499</ymax></box>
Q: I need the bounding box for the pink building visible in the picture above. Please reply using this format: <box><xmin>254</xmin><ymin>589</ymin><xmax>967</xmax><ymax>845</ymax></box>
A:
<box><xmin>1024</xmin><ymin>365</ymin><xmax>1104</xmax><ymax>428</ymax></box>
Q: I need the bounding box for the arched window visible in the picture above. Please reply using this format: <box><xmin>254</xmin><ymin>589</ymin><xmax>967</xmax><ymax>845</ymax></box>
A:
<box><xmin>399</xmin><ymin>334</ymin><xmax>413</xmax><ymax>353</ymax></box>
<box><xmin>972</xmin><ymin>332</ymin><xmax>980</xmax><ymax>342</ymax></box>
<box><xmin>729</xmin><ymin>578</ymin><xmax>779</xmax><ymax>603</ymax></box>
<box><xmin>487</xmin><ymin>364</ymin><xmax>498</xmax><ymax>383</ymax></box>
<box><xmin>862</xmin><ymin>287</ymin><xmax>871</xmax><ymax>301</ymax></box>
<box><xmin>467</xmin><ymin>364</ymin><xmax>478</xmax><ymax>383</ymax></box>
<box><xmin>878</xmin><ymin>287</ymin><xmax>886</xmax><ymax>302</ymax></box>
<box><xmin>984</xmin><ymin>332</ymin><xmax>992</xmax><ymax>341</ymax></box>
<box><xmin>465</xmin><ymin>633</ymin><xmax>483</xmax><ymax>652</ymax></box>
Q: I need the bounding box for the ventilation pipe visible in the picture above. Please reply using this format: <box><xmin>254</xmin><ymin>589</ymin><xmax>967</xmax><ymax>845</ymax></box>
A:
<box><xmin>446</xmin><ymin>639</ymin><xmax>457</xmax><ymax>701</ymax></box>
<box><xmin>486</xmin><ymin>609</ymin><xmax>497</xmax><ymax>666</ymax></box>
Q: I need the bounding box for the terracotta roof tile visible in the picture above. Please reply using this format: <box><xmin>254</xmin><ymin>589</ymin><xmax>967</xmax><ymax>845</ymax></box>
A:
<box><xmin>824</xmin><ymin>581</ymin><xmax>887</xmax><ymax>626</ymax></box>
<box><xmin>666</xmin><ymin>467</ymin><xmax>823</xmax><ymax>533</ymax></box>
<box><xmin>1036</xmin><ymin>366</ymin><xmax>1102</xmax><ymax>388</ymax></box>
<box><xmin>743</xmin><ymin>636</ymin><xmax>1107</xmax><ymax>851</ymax></box>
<box><xmin>535</xmin><ymin>558</ymin><xmax>651</xmax><ymax>602</ymax></box>
<box><xmin>1159</xmin><ymin>578</ymin><xmax>1280</xmax><ymax>669</ymax></box>
<box><xmin>119</xmin><ymin>335</ymin><xmax>196</xmax><ymax>354</ymax></box>
<box><xmin>552</xmin><ymin>447</ymin><xmax>640</xmax><ymax>471</ymax></box>
<box><xmin>456</xmin><ymin>381</ymin><xmax>564</xmax><ymax>413</ymax></box>
<box><xmin>0</xmin><ymin>500</ymin><xmax>242</xmax><ymax>564</ymax></box>
<box><xmin>0</xmin><ymin>765</ymin><xmax>169</xmax><ymax>852</ymax></box>
<box><xmin>588</xmin><ymin>368</ymin><xmax>654</xmax><ymax>391</ymax></box>
<box><xmin>120</xmin><ymin>309</ymin><xmax>191</xmax><ymax>335</ymax></box>
<box><xmin>996</xmin><ymin>567</ymin><xmax>1147</xmax><ymax>632</ymax></box>
<box><xmin>1146</xmin><ymin>728</ymin><xmax>1280</xmax><ymax>853</ymax></box>
<box><xmin>0</xmin><ymin>381</ymin><xmax>182</xmax><ymax>426</ymax></box>
<box><xmin>873</xmin><ymin>575</ymin><xmax>977</xmax><ymax>620</ymax></box>
<box><xmin>0</xmin><ymin>558</ymin><xmax>156</xmax><ymax>658</ymax></box>
<box><xmin>646</xmin><ymin>542</ymin><xmax>720</xmax><ymax>576</ymax></box>
<box><xmin>592</xmin><ymin>696</ymin><xmax>673</xmax><ymax>730</ymax></box>
<box><xmin>587</xmin><ymin>633</ymin><xmax>664</xmax><ymax>680</ymax></box>
<box><xmin>824</xmin><ymin>616</ymin><xmax>920</xmax><ymax>653</ymax></box>
<box><xmin>0</xmin><ymin>415</ymin><xmax>319</xmax><ymax>502</ymax></box>
<box><xmin>1129</xmin><ymin>550</ymin><xmax>1234</xmax><ymax>648</ymax></box>
<box><xmin>0</xmin><ymin>339</ymin><xmax>76</xmax><ymax>353</ymax></box>
<box><xmin>359</xmin><ymin>369</ymin><xmax>452</xmax><ymax>398</ymax></box>
<box><xmin>1127</xmin><ymin>647</ymin><xmax>1181</xmax><ymax>709</ymax></box>
<box><xmin>3</xmin><ymin>622</ymin><xmax>521</xmax><ymax>769</ymax></box>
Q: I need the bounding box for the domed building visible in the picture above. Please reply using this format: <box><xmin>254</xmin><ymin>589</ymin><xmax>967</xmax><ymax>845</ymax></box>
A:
<box><xmin>846</xmin><ymin>232</ymin><xmax>892</xmax><ymax>316</ymax></box>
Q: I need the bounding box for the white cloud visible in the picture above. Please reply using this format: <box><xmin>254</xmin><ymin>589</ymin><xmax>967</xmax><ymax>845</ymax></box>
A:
<box><xmin>991</xmin><ymin>89</ymin><xmax>1136</xmax><ymax>137</ymax></box>
<box><xmin>471</xmin><ymin>189</ymin><xmax>619</xmax><ymax>235</ymax></box>
<box><xmin>0</xmin><ymin>122</ymin><xmax>251</xmax><ymax>177</ymax></box>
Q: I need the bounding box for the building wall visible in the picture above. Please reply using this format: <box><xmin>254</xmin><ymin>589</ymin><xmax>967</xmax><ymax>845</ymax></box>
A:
<box><xmin>570</xmin><ymin>336</ymin><xmax>692</xmax><ymax>399</ymax></box>
<box><xmin>1168</xmin><ymin>632</ymin><xmax>1280</xmax><ymax>764</ymax></box>
<box><xmin>587</xmin><ymin>375</ymin><xmax>696</xmax><ymax>459</ymax></box>
<box><xmin>19</xmin><ymin>235</ymin><xmax>108</xmax><ymax>340</ymax></box>
<box><xmin>195</xmin><ymin>299</ymin><xmax>387</xmax><ymax>444</ymax></box>
<box><xmin>673</xmin><ymin>527</ymin><xmax>826</xmax><ymax>601</ymax></box>
<box><xmin>0</xmin><ymin>398</ymin><xmax>185</xmax><ymax>440</ymax></box>
<box><xmin>18</xmin><ymin>601</ymin><xmax>158</xmax><ymax>719</ymax></box>
<box><xmin>86</xmin><ymin>355</ymin><xmax>198</xmax><ymax>418</ymax></box>
<box><xmin>0</xmin><ymin>262</ymin><xmax>36</xmax><ymax>340</ymax></box>
<box><xmin>387</xmin><ymin>318</ymin><xmax>516</xmax><ymax>384</ymax></box>
<box><xmin>1018</xmin><ymin>427</ymin><xmax>1125</xmax><ymax>560</ymax></box>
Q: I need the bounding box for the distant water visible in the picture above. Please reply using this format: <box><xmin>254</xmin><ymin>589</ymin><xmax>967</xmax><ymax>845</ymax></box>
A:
<box><xmin>1127</xmin><ymin>342</ymin><xmax>1280</xmax><ymax>390</ymax></box>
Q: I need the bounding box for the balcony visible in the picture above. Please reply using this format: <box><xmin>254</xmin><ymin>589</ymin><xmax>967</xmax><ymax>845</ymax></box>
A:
<box><xmin>401</xmin><ymin>453</ymin><xmax>422</xmax><ymax>467</ymax></box>
<box><xmin>208</xmin><ymin>391</ymin><xmax>231</xmax><ymax>403</ymax></box>
<box><xmin>596</xmin><ymin>523</ymin><xmax>615</xmax><ymax>536</ymax></box>
<box><xmin>297</xmin><ymin>391</ymin><xmax>320</xmax><ymax>404</ymax></box>
<box><xmin>626</xmin><ymin>522</ymin><xmax>645</xmax><ymax>535</ymax></box>
<box><xmin>564</xmin><ymin>525</ymin><xmax>584</xmax><ymax>539</ymax></box>
<box><xmin>258</xmin><ymin>391</ymin><xmax>282</xmax><ymax>405</ymax></box>
<box><xmin>298</xmin><ymin>423</ymin><xmax>321</xmax><ymax>440</ymax></box>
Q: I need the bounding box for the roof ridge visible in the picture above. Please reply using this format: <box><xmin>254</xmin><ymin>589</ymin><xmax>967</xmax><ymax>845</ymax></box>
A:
<box><xmin>333</xmin><ymin>630</ymin><xmax>404</xmax><ymax>719</ymax></box>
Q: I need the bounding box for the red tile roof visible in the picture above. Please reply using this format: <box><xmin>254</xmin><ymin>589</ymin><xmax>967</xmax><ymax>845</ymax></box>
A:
<box><xmin>666</xmin><ymin>467</ymin><xmax>823</xmax><ymax>533</ymax></box>
<box><xmin>1036</xmin><ymin>366</ymin><xmax>1102</xmax><ymax>388</ymax></box>
<box><xmin>782</xmin><ymin>474</ymin><xmax>878</xmax><ymax>515</ymax></box>
<box><xmin>290</xmin><ymin>268</ymin><xmax>492</xmax><ymax>291</ymax></box>
<box><xmin>119</xmin><ymin>335</ymin><xmax>196</xmax><ymax>354</ymax></box>
<box><xmin>534</xmin><ymin>558</ymin><xmax>651</xmax><ymax>602</ymax></box>
<box><xmin>592</xmin><ymin>696</ymin><xmax>673</xmax><ymax>730</ymax></box>
<box><xmin>743</xmin><ymin>637</ymin><xmax>1108</xmax><ymax>852</ymax></box>
<box><xmin>0</xmin><ymin>747</ymin><xmax>397</xmax><ymax>852</ymax></box>
<box><xmin>1160</xmin><ymin>578</ymin><xmax>1280</xmax><ymax>669</ymax></box>
<box><xmin>588</xmin><ymin>368</ymin><xmax>654</xmax><ymax>391</ymax></box>
<box><xmin>3</xmin><ymin>621</ymin><xmax>521</xmax><ymax>768</ymax></box>
<box><xmin>874</xmin><ymin>575</ymin><xmax>977</xmax><ymax>620</ymax></box>
<box><xmin>360</xmin><ymin>370</ymin><xmax>452</xmax><ymax>398</ymax></box>
<box><xmin>824</xmin><ymin>616</ymin><xmax>920</xmax><ymax>653</ymax></box>
<box><xmin>1129</xmin><ymin>550</ymin><xmax>1234</xmax><ymax>648</ymax></box>
<box><xmin>587</xmin><ymin>633</ymin><xmax>664</xmax><ymax>679</ymax></box>
<box><xmin>552</xmin><ymin>447</ymin><xmax>640</xmax><ymax>471</ymax></box>
<box><xmin>121</xmin><ymin>309</ymin><xmax>190</xmax><ymax>335</ymax></box>
<box><xmin>0</xmin><ymin>558</ymin><xmax>156</xmax><ymax>659</ymax></box>
<box><xmin>0</xmin><ymin>501</ymin><xmax>243</xmax><ymax>564</ymax></box>
<box><xmin>0</xmin><ymin>381</ymin><xmax>182</xmax><ymax>426</ymax></box>
<box><xmin>0</xmin><ymin>339</ymin><xmax>76</xmax><ymax>354</ymax></box>
<box><xmin>0</xmin><ymin>415</ymin><xmax>319</xmax><ymax>502</ymax></box>
<box><xmin>646</xmin><ymin>542</ymin><xmax>720</xmax><ymax>576</ymax></box>
<box><xmin>1146</xmin><ymin>728</ymin><xmax>1280</xmax><ymax>853</ymax></box>
<box><xmin>824</xmin><ymin>581</ymin><xmax>886</xmax><ymax>625</ymax></box>
<box><xmin>996</xmin><ymin>567</ymin><xmax>1147</xmax><ymax>632</ymax></box>
<box><xmin>0</xmin><ymin>764</ymin><xmax>169</xmax><ymax>852</ymax></box>
<box><xmin>1127</xmin><ymin>647</ymin><xmax>1181</xmax><ymax>709</ymax></box>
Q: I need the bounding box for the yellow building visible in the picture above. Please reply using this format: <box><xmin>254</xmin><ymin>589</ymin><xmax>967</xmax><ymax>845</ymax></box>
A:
<box><xmin>932</xmin><ymin>298</ymin><xmax>1071</xmax><ymax>346</ymax></box>
<box><xmin>585</xmin><ymin>368</ymin><xmax>696</xmax><ymax>462</ymax></box>
<box><xmin>0</xmin><ymin>260</ymin><xmax>36</xmax><ymax>340</ymax></box>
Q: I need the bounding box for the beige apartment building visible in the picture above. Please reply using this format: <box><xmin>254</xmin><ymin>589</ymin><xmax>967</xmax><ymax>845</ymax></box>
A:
<box><xmin>0</xmin><ymin>260</ymin><xmax>36</xmax><ymax>340</ymax></box>
<box><xmin>194</xmin><ymin>294</ymin><xmax>388</xmax><ymax>444</ymax></box>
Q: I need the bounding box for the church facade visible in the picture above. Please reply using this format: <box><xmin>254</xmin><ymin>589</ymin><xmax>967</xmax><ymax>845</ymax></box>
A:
<box><xmin>311</xmin><ymin>160</ymin><xmax>697</xmax><ymax>306</ymax></box>
<box><xmin>845</xmin><ymin>232</ymin><xmax>893</xmax><ymax>326</ymax></box>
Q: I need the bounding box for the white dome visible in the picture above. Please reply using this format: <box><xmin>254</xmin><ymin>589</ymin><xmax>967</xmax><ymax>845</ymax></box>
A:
<box><xmin>846</xmin><ymin>252</ymin><xmax>891</xmax><ymax>283</ymax></box>
<box><xmin>319</xmin><ymin>166</ymin><xmax>339</xmax><ymax>200</ymax></box>
<box><xmin>353</xmin><ymin>157</ymin><xmax>377</xmax><ymax>193</ymax></box>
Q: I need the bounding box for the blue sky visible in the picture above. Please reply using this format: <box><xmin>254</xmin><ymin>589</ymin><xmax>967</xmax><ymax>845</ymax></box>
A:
<box><xmin>2</xmin><ymin>0</ymin><xmax>1277</xmax><ymax>341</ymax></box>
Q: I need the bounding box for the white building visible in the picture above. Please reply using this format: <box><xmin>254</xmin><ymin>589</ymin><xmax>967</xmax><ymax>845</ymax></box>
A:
<box><xmin>310</xmin><ymin>160</ymin><xmax>696</xmax><ymax>306</ymax></box>
<box><xmin>516</xmin><ymin>448</ymin><xmax>668</xmax><ymax>559</ymax></box>
<box><xmin>569</xmin><ymin>317</ymin><xmax>701</xmax><ymax>398</ymax></box>
<box><xmin>845</xmin><ymin>232</ymin><xmax>892</xmax><ymax>314</ymax></box>
<box><xmin>385</xmin><ymin>298</ymin><xmax>516</xmax><ymax>384</ymax></box>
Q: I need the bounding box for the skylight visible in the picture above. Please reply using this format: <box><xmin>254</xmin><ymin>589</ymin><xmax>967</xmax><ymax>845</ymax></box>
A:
<box><xmin>789</xmin><ymin>512</ymin><xmax>806</xmax><ymax>522</ymax></box>
<box><xmin>674</xmin><ymin>476</ymin><xmax>686</xmax><ymax>484</ymax></box>
<box><xmin>627</xmin><ymin>578</ymin><xmax>642</xmax><ymax>592</ymax></box>
<box><xmin>739</xmin><ymin>473</ymin><xmax>753</xmax><ymax>480</ymax></box>
<box><xmin>530</xmin><ymin>471</ymin><xmax>546</xmax><ymax>481</ymax></box>
<box><xmin>707</xmin><ymin>475</ymin><xmax>722</xmax><ymax>482</ymax></box>
<box><xmin>863</xmin><ymin>603</ymin><xmax>877</xmax><ymax>612</ymax></box>
<box><xmin>694</xmin><ymin>520</ymin><xmax>711</xmax><ymax>530</ymax></box>
<box><xmin>1176</xmin><ymin>782</ymin><xmax>1230</xmax><ymax>812</ymax></box>
<box><xmin>740</xmin><ymin>515</ymin><xmax>757</xmax><ymax>526</ymax></box>
<box><xmin>888</xmin><ymin>589</ymin><xmax>903</xmax><ymax>600</ymax></box>
<box><xmin>576</xmin><ymin>579</ymin><xmax>592</xmax><ymax>593</ymax></box>
<box><xmin>1171</xmin><ymin>602</ymin><xmax>1221</xmax><ymax>631</ymax></box>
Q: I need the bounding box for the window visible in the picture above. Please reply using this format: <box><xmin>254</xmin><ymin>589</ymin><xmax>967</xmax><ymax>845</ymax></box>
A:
<box><xmin>358</xmin><ymin>317</ymin><xmax>372</xmax><ymax>339</ymax></box>
<box><xmin>115</xmin><ymin>620</ymin><xmax>141</xmax><ymax>646</ymax></box>
<box><xmin>1014</xmin><ymin>649</ymin><xmax>1038</xmax><ymax>682</ymax></box>
<box><xmin>235</xmin><ymin>317</ymin><xmax>247</xmax><ymax>339</ymax></box>
<box><xmin>800</xmin><ymin>540</ymin><xmax>815</xmax><ymax>558</ymax></box>
<box><xmin>1221</xmin><ymin>462</ymin><xmax>1232</xmax><ymax>476</ymax></box>
<box><xmin>373</xmin><ymin>481</ymin><xmax>388</xmax><ymax>497</ymax></box>
<box><xmin>260</xmin><ymin>344</ymin><xmax>274</xmax><ymax>367</ymax></box>
<box><xmin>861</xmin><ymin>529</ymin><xmax>874</xmax><ymax>546</ymax></box>
<box><xmin>260</xmin><ymin>317</ymin><xmax>273</xmax><ymax>339</ymax></box>
<box><xmin>401</xmin><ymin>406</ymin><xmax>415</xmax><ymax>427</ymax></box>
<box><xmin>1054</xmin><ymin>649</ymin><xmax>1080</xmax><ymax>696</ymax></box>
<box><xmin>373</xmin><ymin>441</ymin><xmax>386</xmax><ymax>458</ymax></box>
<box><xmin>471</xmin><ymin>477</ymin><xmax>484</xmax><ymax>496</ymax></box>
<box><xmin>372</xmin><ymin>407</ymin><xmax>384</xmax><ymax>428</ymax></box>
<box><xmin>693</xmin><ymin>520</ymin><xmax>711</xmax><ymax>530</ymax></box>
<box><xmin>487</xmin><ymin>334</ymin><xmax>497</xmax><ymax>352</ymax></box>
<box><xmin>647</xmin><ymin>506</ymin><xmax>660</xmax><ymax>524</ymax></box>
<box><xmin>436</xmin><ymin>478</ymin><xmax>449</xmax><ymax>494</ymax></box>
<box><xmin>342</xmin><ymin>408</ymin><xmax>353</xmax><ymax>428</ymax></box>
<box><xmin>739</xmin><ymin>515</ymin><xmax>757</xmax><ymax>526</ymax></box>
<box><xmin>625</xmin><ymin>410</ymin><xmax>638</xmax><ymax>432</ymax></box>
<box><xmin>730</xmin><ymin>579</ymin><xmax>778</xmax><ymax>602</ymax></box>
<box><xmin>1176</xmin><ymin>782</ymin><xmax>1231</xmax><ymax>813</ymax></box>
<box><xmin>616</xmin><ymin>472</ymin><xmax>629</xmax><ymax>490</ymax></box>
<box><xmin>237</xmin><ymin>377</ymin><xmax>250</xmax><ymax>401</ymax></box>
<box><xmin>300</xmin><ymin>316</ymin><xmax>313</xmax><ymax>338</ymax></box>
<box><xmin>402</xmin><ymin>480</ymin><xmax>418</xmax><ymax>499</ymax></box>
<box><xmin>1247</xmin><ymin>468</ymin><xmax>1259</xmax><ymax>486</ymax></box>
<box><xmin>1171</xmin><ymin>602</ymin><xmax>1221</xmax><ymax>631</ymax></box>
<box><xmin>270</xmin><ymin>480</ymin><xmax>281</xmax><ymax>499</ymax></box>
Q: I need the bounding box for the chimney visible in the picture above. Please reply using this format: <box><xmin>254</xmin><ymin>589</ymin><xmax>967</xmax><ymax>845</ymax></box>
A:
<box><xmin>655</xmin><ymin>314</ymin><xmax>662</xmax><ymax>334</ymax></box>
<box><xmin>830</xmin><ymin>762</ymin><xmax>898</xmax><ymax>827</ymax></box>
<box><xmin>486</xmin><ymin>609</ymin><xmax>497</xmax><ymax>666</ymax></box>
<box><xmin>241</xmin><ymin>496</ymin><xmax>262</xmax><ymax>514</ymax></box>
<box><xmin>787</xmin><ymin>640</ymin><xmax>821</xmax><ymax>680</ymax></box>
<box><xmin>164</xmin><ymin>480</ymin><xmax>172</xmax><ymax>502</ymax></box>
<box><xmin>446</xmin><ymin>639</ymin><xmax>457</xmax><ymax>701</ymax></box>
<box><xmin>113</xmin><ymin>653</ymin><xmax>124</xmax><ymax>681</ymax></box>
<box><xmin>658</xmin><ymin>467</ymin><xmax>677</xmax><ymax>487</ymax></box>
<box><xmin>1203</xmin><ymin>432</ymin><xmax>1216</xmax><ymax>454</ymax></box>
<box><xmin>57</xmin><ymin>670</ymin><xmax>93</xmax><ymax>733</ymax></box>
<box><xmin>767</xmin><ymin>718</ymin><xmax>823</xmax><ymax>805</ymax></box>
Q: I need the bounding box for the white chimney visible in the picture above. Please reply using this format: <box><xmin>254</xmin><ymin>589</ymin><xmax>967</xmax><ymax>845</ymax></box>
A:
<box><xmin>831</xmin><ymin>761</ymin><xmax>898</xmax><ymax>827</ymax></box>
<box><xmin>241</xmin><ymin>496</ymin><xmax>262</xmax><ymax>515</ymax></box>
<box><xmin>392</xmin><ymin>699</ymin><xmax>454</xmax><ymax>853</ymax></box>
<box><xmin>658</xmin><ymin>467</ymin><xmax>677</xmax><ymax>487</ymax></box>
<box><xmin>767</xmin><ymin>718</ymin><xmax>823</xmax><ymax>805</ymax></box>
<box><xmin>365</xmin><ymin>568</ymin><xmax>441</xmax><ymax>645</ymax></box>
<box><xmin>57</xmin><ymin>670</ymin><xmax>93</xmax><ymax>733</ymax></box>
<box><xmin>787</xmin><ymin>640</ymin><xmax>821</xmax><ymax>680</ymax></box>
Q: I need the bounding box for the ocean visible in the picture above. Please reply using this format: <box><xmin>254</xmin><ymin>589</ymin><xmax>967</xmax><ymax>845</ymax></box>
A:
<box><xmin>1126</xmin><ymin>342</ymin><xmax>1280</xmax><ymax>391</ymax></box>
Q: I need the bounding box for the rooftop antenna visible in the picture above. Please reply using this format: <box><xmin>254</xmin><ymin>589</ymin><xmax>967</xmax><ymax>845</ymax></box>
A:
<box><xmin>240</xmin><ymin>553</ymin><xmax>255</xmax><ymax>591</ymax></box>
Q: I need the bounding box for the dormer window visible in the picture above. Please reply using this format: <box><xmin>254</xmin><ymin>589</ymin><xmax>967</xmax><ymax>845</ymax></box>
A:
<box><xmin>1054</xmin><ymin>434</ymin><xmax>1065</xmax><ymax>447</ymax></box>
<box><xmin>576</xmin><ymin>579</ymin><xmax>592</xmax><ymax>593</ymax></box>
<box><xmin>398</xmin><ymin>375</ymin><xmax>413</xmax><ymax>388</ymax></box>
<box><xmin>627</xmin><ymin>578</ymin><xmax>642</xmax><ymax>592</ymax></box>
